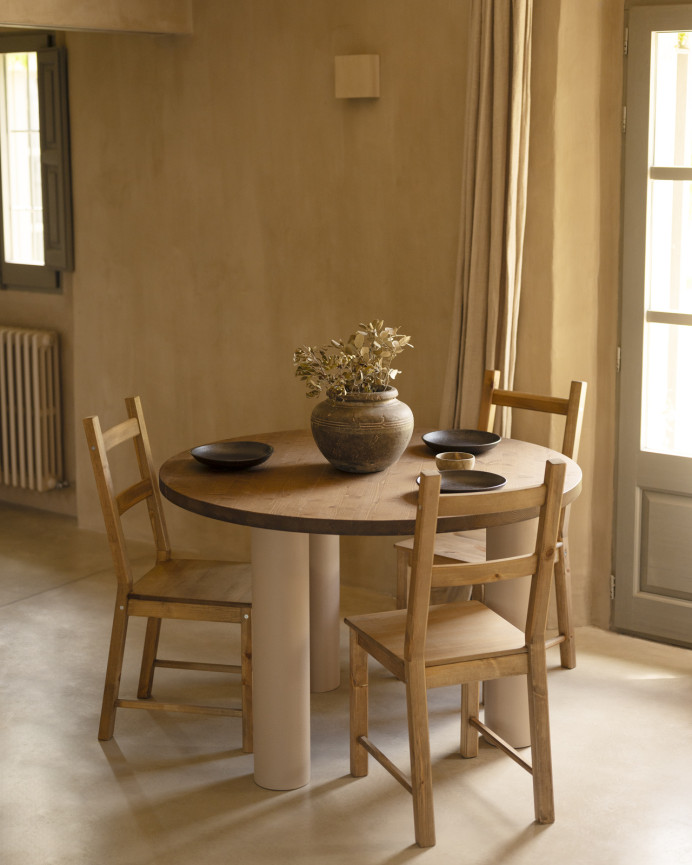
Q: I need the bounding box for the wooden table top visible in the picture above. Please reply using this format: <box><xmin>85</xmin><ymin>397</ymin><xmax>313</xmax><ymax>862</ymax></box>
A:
<box><xmin>159</xmin><ymin>428</ymin><xmax>582</xmax><ymax>536</ymax></box>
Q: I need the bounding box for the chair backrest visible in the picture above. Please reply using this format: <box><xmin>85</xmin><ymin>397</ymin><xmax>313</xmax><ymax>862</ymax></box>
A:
<box><xmin>83</xmin><ymin>396</ymin><xmax>171</xmax><ymax>591</ymax></box>
<box><xmin>405</xmin><ymin>459</ymin><xmax>566</xmax><ymax>664</ymax></box>
<box><xmin>477</xmin><ymin>370</ymin><xmax>587</xmax><ymax>460</ymax></box>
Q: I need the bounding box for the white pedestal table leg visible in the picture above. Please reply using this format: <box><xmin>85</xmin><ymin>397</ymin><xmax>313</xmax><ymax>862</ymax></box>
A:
<box><xmin>251</xmin><ymin>527</ymin><xmax>311</xmax><ymax>790</ymax></box>
<box><xmin>482</xmin><ymin>518</ymin><xmax>538</xmax><ymax>748</ymax></box>
<box><xmin>309</xmin><ymin>534</ymin><xmax>341</xmax><ymax>693</ymax></box>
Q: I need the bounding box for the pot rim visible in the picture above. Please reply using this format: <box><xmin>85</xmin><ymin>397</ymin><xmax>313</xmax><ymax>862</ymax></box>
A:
<box><xmin>327</xmin><ymin>385</ymin><xmax>399</xmax><ymax>405</ymax></box>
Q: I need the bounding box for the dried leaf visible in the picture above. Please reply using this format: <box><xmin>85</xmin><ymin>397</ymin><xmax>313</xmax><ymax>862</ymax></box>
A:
<box><xmin>293</xmin><ymin>319</ymin><xmax>413</xmax><ymax>399</ymax></box>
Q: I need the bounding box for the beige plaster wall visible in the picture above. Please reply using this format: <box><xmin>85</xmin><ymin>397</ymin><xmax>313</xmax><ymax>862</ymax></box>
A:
<box><xmin>66</xmin><ymin>0</ymin><xmax>470</xmax><ymax>583</ymax></box>
<box><xmin>517</xmin><ymin>0</ymin><xmax>623</xmax><ymax>629</ymax></box>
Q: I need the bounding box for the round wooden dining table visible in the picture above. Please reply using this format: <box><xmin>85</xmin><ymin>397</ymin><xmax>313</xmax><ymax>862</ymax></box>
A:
<box><xmin>159</xmin><ymin>428</ymin><xmax>582</xmax><ymax>791</ymax></box>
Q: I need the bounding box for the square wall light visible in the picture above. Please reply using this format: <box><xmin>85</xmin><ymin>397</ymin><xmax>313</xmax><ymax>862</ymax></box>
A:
<box><xmin>334</xmin><ymin>54</ymin><xmax>380</xmax><ymax>99</ymax></box>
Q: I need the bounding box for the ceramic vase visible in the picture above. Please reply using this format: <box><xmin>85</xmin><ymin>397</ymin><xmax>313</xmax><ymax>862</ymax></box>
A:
<box><xmin>310</xmin><ymin>386</ymin><xmax>414</xmax><ymax>473</ymax></box>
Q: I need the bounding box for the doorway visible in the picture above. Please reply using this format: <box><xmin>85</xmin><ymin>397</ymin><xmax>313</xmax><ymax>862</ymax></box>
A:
<box><xmin>615</xmin><ymin>5</ymin><xmax>692</xmax><ymax>646</ymax></box>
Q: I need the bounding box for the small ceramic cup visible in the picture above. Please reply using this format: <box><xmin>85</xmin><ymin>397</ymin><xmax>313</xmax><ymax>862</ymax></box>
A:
<box><xmin>435</xmin><ymin>451</ymin><xmax>475</xmax><ymax>471</ymax></box>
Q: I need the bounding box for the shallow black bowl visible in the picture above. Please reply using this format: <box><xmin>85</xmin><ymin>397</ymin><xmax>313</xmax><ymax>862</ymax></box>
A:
<box><xmin>190</xmin><ymin>441</ymin><xmax>273</xmax><ymax>470</ymax></box>
<box><xmin>422</xmin><ymin>429</ymin><xmax>501</xmax><ymax>456</ymax></box>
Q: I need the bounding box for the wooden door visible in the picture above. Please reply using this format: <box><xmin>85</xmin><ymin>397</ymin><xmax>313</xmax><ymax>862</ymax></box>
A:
<box><xmin>615</xmin><ymin>6</ymin><xmax>692</xmax><ymax>647</ymax></box>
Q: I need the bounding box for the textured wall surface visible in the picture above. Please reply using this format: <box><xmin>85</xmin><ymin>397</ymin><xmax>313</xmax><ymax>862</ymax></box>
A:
<box><xmin>517</xmin><ymin>0</ymin><xmax>623</xmax><ymax>627</ymax></box>
<box><xmin>66</xmin><ymin>0</ymin><xmax>470</xmax><ymax>585</ymax></box>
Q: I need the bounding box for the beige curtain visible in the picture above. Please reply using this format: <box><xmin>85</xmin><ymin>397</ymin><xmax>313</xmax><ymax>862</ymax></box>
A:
<box><xmin>441</xmin><ymin>0</ymin><xmax>533</xmax><ymax>434</ymax></box>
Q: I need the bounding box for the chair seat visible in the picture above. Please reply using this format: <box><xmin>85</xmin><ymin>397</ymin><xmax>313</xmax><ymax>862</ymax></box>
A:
<box><xmin>346</xmin><ymin>600</ymin><xmax>526</xmax><ymax>668</ymax></box>
<box><xmin>132</xmin><ymin>559</ymin><xmax>252</xmax><ymax>606</ymax></box>
<box><xmin>396</xmin><ymin>530</ymin><xmax>487</xmax><ymax>564</ymax></box>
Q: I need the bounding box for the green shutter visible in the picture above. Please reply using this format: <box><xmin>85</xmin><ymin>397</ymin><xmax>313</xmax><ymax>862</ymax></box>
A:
<box><xmin>38</xmin><ymin>46</ymin><xmax>73</xmax><ymax>271</ymax></box>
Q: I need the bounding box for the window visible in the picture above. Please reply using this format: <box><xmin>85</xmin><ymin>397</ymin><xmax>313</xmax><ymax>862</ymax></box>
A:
<box><xmin>0</xmin><ymin>33</ymin><xmax>73</xmax><ymax>292</ymax></box>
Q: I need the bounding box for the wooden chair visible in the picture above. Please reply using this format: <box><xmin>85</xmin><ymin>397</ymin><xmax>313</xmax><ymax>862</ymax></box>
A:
<box><xmin>347</xmin><ymin>458</ymin><xmax>566</xmax><ymax>847</ymax></box>
<box><xmin>394</xmin><ymin>370</ymin><xmax>586</xmax><ymax>669</ymax></box>
<box><xmin>84</xmin><ymin>396</ymin><xmax>253</xmax><ymax>750</ymax></box>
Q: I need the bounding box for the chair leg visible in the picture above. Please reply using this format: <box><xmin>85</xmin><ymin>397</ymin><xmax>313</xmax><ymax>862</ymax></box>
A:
<box><xmin>137</xmin><ymin>617</ymin><xmax>162</xmax><ymax>699</ymax></box>
<box><xmin>526</xmin><ymin>644</ymin><xmax>555</xmax><ymax>824</ymax></box>
<box><xmin>406</xmin><ymin>663</ymin><xmax>435</xmax><ymax>848</ymax></box>
<box><xmin>554</xmin><ymin>536</ymin><xmax>576</xmax><ymax>669</ymax></box>
<box><xmin>99</xmin><ymin>598</ymin><xmax>130</xmax><ymax>741</ymax></box>
<box><xmin>395</xmin><ymin>547</ymin><xmax>410</xmax><ymax>609</ymax></box>
<box><xmin>241</xmin><ymin>612</ymin><xmax>253</xmax><ymax>753</ymax></box>
<box><xmin>349</xmin><ymin>630</ymin><xmax>369</xmax><ymax>777</ymax></box>
<box><xmin>470</xmin><ymin>583</ymin><xmax>484</xmax><ymax>602</ymax></box>
<box><xmin>460</xmin><ymin>681</ymin><xmax>480</xmax><ymax>758</ymax></box>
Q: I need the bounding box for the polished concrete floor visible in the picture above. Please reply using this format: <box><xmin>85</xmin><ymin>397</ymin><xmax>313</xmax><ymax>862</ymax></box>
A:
<box><xmin>1</xmin><ymin>501</ymin><xmax>691</xmax><ymax>865</ymax></box>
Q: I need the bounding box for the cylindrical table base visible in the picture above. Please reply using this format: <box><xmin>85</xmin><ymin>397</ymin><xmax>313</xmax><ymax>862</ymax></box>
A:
<box><xmin>251</xmin><ymin>528</ymin><xmax>311</xmax><ymax>790</ymax></box>
<box><xmin>309</xmin><ymin>534</ymin><xmax>341</xmax><ymax>693</ymax></box>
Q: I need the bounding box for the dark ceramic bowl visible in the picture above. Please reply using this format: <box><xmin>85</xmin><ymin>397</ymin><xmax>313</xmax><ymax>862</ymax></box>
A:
<box><xmin>190</xmin><ymin>441</ymin><xmax>273</xmax><ymax>470</ymax></box>
<box><xmin>422</xmin><ymin>429</ymin><xmax>501</xmax><ymax>456</ymax></box>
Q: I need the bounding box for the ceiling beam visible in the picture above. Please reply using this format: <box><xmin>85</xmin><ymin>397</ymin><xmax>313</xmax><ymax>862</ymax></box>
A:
<box><xmin>0</xmin><ymin>1</ymin><xmax>193</xmax><ymax>35</ymax></box>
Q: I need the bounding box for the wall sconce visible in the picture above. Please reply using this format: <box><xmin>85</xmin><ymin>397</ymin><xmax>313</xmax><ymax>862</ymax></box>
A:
<box><xmin>334</xmin><ymin>55</ymin><xmax>380</xmax><ymax>99</ymax></box>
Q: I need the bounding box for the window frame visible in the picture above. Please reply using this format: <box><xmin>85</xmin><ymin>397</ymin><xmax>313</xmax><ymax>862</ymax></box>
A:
<box><xmin>0</xmin><ymin>32</ymin><xmax>73</xmax><ymax>293</ymax></box>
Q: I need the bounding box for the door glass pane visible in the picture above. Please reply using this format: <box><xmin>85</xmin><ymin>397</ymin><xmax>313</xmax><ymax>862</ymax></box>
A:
<box><xmin>642</xmin><ymin>30</ymin><xmax>692</xmax><ymax>456</ymax></box>
<box><xmin>642</xmin><ymin>322</ymin><xmax>692</xmax><ymax>457</ymax></box>
<box><xmin>651</xmin><ymin>31</ymin><xmax>692</xmax><ymax>167</ymax></box>
<box><xmin>0</xmin><ymin>52</ymin><xmax>44</xmax><ymax>265</ymax></box>
<box><xmin>647</xmin><ymin>179</ymin><xmax>692</xmax><ymax>312</ymax></box>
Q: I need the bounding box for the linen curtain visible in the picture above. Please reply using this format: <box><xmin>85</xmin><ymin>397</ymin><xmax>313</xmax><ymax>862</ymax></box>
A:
<box><xmin>441</xmin><ymin>0</ymin><xmax>533</xmax><ymax>434</ymax></box>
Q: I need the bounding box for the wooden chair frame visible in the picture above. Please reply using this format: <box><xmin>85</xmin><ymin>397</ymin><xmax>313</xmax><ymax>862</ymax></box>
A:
<box><xmin>395</xmin><ymin>370</ymin><xmax>586</xmax><ymax>669</ymax></box>
<box><xmin>84</xmin><ymin>396</ymin><xmax>252</xmax><ymax>750</ymax></box>
<box><xmin>347</xmin><ymin>459</ymin><xmax>566</xmax><ymax>847</ymax></box>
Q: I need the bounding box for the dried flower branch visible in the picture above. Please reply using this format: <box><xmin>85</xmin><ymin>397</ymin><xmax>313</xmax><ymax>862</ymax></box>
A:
<box><xmin>293</xmin><ymin>320</ymin><xmax>413</xmax><ymax>401</ymax></box>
